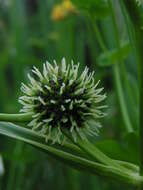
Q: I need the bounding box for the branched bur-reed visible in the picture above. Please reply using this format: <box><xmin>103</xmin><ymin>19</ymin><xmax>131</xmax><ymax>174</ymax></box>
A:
<box><xmin>19</xmin><ymin>58</ymin><xmax>106</xmax><ymax>143</ymax></box>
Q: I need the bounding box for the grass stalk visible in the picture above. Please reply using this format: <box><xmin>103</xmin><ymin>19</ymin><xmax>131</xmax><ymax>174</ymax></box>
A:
<box><xmin>107</xmin><ymin>0</ymin><xmax>133</xmax><ymax>133</ymax></box>
<box><xmin>90</xmin><ymin>10</ymin><xmax>133</xmax><ymax>133</ymax></box>
<box><xmin>121</xmin><ymin>0</ymin><xmax>143</xmax><ymax>189</ymax></box>
<box><xmin>6</xmin><ymin>142</ymin><xmax>23</xmax><ymax>190</ymax></box>
<box><xmin>0</xmin><ymin>122</ymin><xmax>142</xmax><ymax>186</ymax></box>
<box><xmin>62</xmin><ymin>128</ymin><xmax>137</xmax><ymax>177</ymax></box>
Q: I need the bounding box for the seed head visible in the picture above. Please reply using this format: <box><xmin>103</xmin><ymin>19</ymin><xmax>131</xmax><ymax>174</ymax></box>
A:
<box><xmin>19</xmin><ymin>58</ymin><xmax>106</xmax><ymax>143</ymax></box>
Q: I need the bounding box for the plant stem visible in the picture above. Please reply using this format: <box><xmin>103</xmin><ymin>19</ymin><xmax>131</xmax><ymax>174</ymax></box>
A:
<box><xmin>108</xmin><ymin>0</ymin><xmax>133</xmax><ymax>133</ymax></box>
<box><xmin>6</xmin><ymin>142</ymin><xmax>23</xmax><ymax>190</ymax></box>
<box><xmin>62</xmin><ymin>128</ymin><xmax>136</xmax><ymax>176</ymax></box>
<box><xmin>89</xmin><ymin>15</ymin><xmax>107</xmax><ymax>52</ymax></box>
<box><xmin>77</xmin><ymin>138</ymin><xmax>118</xmax><ymax>167</ymax></box>
<box><xmin>0</xmin><ymin>121</ymin><xmax>143</xmax><ymax>186</ymax></box>
<box><xmin>121</xmin><ymin>0</ymin><xmax>143</xmax><ymax>189</ymax></box>
<box><xmin>113</xmin><ymin>65</ymin><xmax>133</xmax><ymax>132</ymax></box>
<box><xmin>0</xmin><ymin>113</ymin><xmax>33</xmax><ymax>123</ymax></box>
<box><xmin>90</xmin><ymin>11</ymin><xmax>133</xmax><ymax>133</ymax></box>
<box><xmin>60</xmin><ymin>140</ymin><xmax>140</xmax><ymax>173</ymax></box>
<box><xmin>91</xmin><ymin>17</ymin><xmax>107</xmax><ymax>52</ymax></box>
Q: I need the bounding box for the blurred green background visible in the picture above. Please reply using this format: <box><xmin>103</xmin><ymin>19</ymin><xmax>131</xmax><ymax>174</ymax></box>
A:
<box><xmin>0</xmin><ymin>0</ymin><xmax>139</xmax><ymax>189</ymax></box>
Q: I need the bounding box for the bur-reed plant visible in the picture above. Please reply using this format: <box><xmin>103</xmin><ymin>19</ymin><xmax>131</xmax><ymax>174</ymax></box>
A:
<box><xmin>0</xmin><ymin>0</ymin><xmax>143</xmax><ymax>189</ymax></box>
<box><xmin>0</xmin><ymin>58</ymin><xmax>142</xmax><ymax>187</ymax></box>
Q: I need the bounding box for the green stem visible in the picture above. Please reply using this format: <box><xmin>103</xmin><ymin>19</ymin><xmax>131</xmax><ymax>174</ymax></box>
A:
<box><xmin>0</xmin><ymin>113</ymin><xmax>33</xmax><ymax>123</ymax></box>
<box><xmin>6</xmin><ymin>142</ymin><xmax>23</xmax><ymax>190</ymax></box>
<box><xmin>62</xmin><ymin>128</ymin><xmax>135</xmax><ymax>176</ymax></box>
<box><xmin>108</xmin><ymin>0</ymin><xmax>133</xmax><ymax>133</ymax></box>
<box><xmin>121</xmin><ymin>1</ymin><xmax>143</xmax><ymax>189</ymax></box>
<box><xmin>0</xmin><ymin>122</ymin><xmax>142</xmax><ymax>186</ymax></box>
<box><xmin>90</xmin><ymin>11</ymin><xmax>133</xmax><ymax>133</ymax></box>
<box><xmin>77</xmin><ymin>138</ymin><xmax>118</xmax><ymax>167</ymax></box>
<box><xmin>61</xmin><ymin>141</ymin><xmax>139</xmax><ymax>173</ymax></box>
<box><xmin>113</xmin><ymin>65</ymin><xmax>133</xmax><ymax>132</ymax></box>
<box><xmin>89</xmin><ymin>15</ymin><xmax>107</xmax><ymax>52</ymax></box>
<box><xmin>115</xmin><ymin>160</ymin><xmax>139</xmax><ymax>173</ymax></box>
<box><xmin>91</xmin><ymin>17</ymin><xmax>107</xmax><ymax>52</ymax></box>
<box><xmin>12</xmin><ymin>140</ymin><xmax>143</xmax><ymax>186</ymax></box>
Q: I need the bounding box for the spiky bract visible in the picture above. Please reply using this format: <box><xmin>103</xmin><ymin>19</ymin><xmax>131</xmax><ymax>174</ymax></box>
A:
<box><xmin>19</xmin><ymin>58</ymin><xmax>106</xmax><ymax>143</ymax></box>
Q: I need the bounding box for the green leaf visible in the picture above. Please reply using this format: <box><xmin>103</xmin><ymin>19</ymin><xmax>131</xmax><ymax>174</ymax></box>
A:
<box><xmin>122</xmin><ymin>132</ymin><xmax>139</xmax><ymax>164</ymax></box>
<box><xmin>0</xmin><ymin>122</ymin><xmax>118</xmax><ymax>176</ymax></box>
<box><xmin>0</xmin><ymin>122</ymin><xmax>142</xmax><ymax>186</ymax></box>
<box><xmin>72</xmin><ymin>0</ymin><xmax>110</xmax><ymax>18</ymax></box>
<box><xmin>96</xmin><ymin>140</ymin><xmax>127</xmax><ymax>160</ymax></box>
<box><xmin>97</xmin><ymin>42</ymin><xmax>131</xmax><ymax>67</ymax></box>
<box><xmin>95</xmin><ymin>135</ymin><xmax>139</xmax><ymax>165</ymax></box>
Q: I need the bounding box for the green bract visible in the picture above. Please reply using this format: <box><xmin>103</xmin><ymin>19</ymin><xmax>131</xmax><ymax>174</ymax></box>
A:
<box><xmin>19</xmin><ymin>58</ymin><xmax>106</xmax><ymax>143</ymax></box>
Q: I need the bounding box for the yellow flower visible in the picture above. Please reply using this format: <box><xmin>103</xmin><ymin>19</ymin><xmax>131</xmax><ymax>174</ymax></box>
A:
<box><xmin>62</xmin><ymin>0</ymin><xmax>77</xmax><ymax>13</ymax></box>
<box><xmin>51</xmin><ymin>0</ymin><xmax>77</xmax><ymax>21</ymax></box>
<box><xmin>51</xmin><ymin>5</ymin><xmax>65</xmax><ymax>21</ymax></box>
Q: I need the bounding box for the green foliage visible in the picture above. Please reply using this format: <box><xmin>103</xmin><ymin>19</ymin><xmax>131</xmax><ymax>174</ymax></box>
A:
<box><xmin>96</xmin><ymin>134</ymin><xmax>139</xmax><ymax>165</ymax></box>
<box><xmin>0</xmin><ymin>122</ymin><xmax>142</xmax><ymax>186</ymax></box>
<box><xmin>0</xmin><ymin>0</ymin><xmax>142</xmax><ymax>189</ymax></box>
<box><xmin>97</xmin><ymin>42</ymin><xmax>131</xmax><ymax>67</ymax></box>
<box><xmin>72</xmin><ymin>0</ymin><xmax>110</xmax><ymax>18</ymax></box>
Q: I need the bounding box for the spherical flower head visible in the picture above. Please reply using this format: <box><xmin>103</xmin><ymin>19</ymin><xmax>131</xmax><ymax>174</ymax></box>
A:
<box><xmin>19</xmin><ymin>58</ymin><xmax>106</xmax><ymax>144</ymax></box>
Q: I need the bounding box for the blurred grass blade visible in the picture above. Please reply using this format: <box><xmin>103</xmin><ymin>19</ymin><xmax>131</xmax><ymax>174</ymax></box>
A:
<box><xmin>0</xmin><ymin>155</ymin><xmax>4</xmax><ymax>176</ymax></box>
<box><xmin>97</xmin><ymin>42</ymin><xmax>131</xmax><ymax>67</ymax></box>
<box><xmin>73</xmin><ymin>0</ymin><xmax>110</xmax><ymax>18</ymax></box>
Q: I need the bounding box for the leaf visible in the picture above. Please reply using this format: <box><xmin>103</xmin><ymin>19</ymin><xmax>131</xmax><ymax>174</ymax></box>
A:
<box><xmin>0</xmin><ymin>122</ymin><xmax>119</xmax><ymax>179</ymax></box>
<box><xmin>72</xmin><ymin>0</ymin><xmax>110</xmax><ymax>18</ymax></box>
<box><xmin>96</xmin><ymin>140</ymin><xmax>126</xmax><ymax>160</ymax></box>
<box><xmin>122</xmin><ymin>132</ymin><xmax>139</xmax><ymax>164</ymax></box>
<box><xmin>97</xmin><ymin>42</ymin><xmax>131</xmax><ymax>67</ymax></box>
<box><xmin>0</xmin><ymin>122</ymin><xmax>140</xmax><ymax>185</ymax></box>
<box><xmin>95</xmin><ymin>135</ymin><xmax>139</xmax><ymax>165</ymax></box>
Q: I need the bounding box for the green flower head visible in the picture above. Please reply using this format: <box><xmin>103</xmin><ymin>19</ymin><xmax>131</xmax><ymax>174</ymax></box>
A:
<box><xmin>19</xmin><ymin>58</ymin><xmax>106</xmax><ymax>143</ymax></box>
